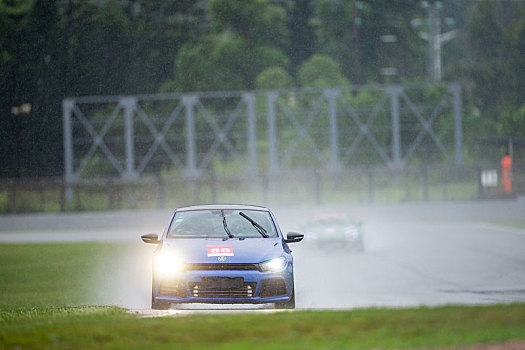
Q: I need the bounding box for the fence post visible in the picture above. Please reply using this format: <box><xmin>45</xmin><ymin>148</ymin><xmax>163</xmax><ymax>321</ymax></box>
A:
<box><xmin>60</xmin><ymin>179</ymin><xmax>65</xmax><ymax>212</ymax></box>
<box><xmin>209</xmin><ymin>169</ymin><xmax>217</xmax><ymax>203</ymax></box>
<box><xmin>267</xmin><ymin>92</ymin><xmax>279</xmax><ymax>174</ymax></box>
<box><xmin>261</xmin><ymin>172</ymin><xmax>269</xmax><ymax>204</ymax></box>
<box><xmin>62</xmin><ymin>99</ymin><xmax>75</xmax><ymax>207</ymax></box>
<box><xmin>157</xmin><ymin>175</ymin><xmax>165</xmax><ymax>209</ymax></box>
<box><xmin>244</xmin><ymin>93</ymin><xmax>257</xmax><ymax>175</ymax></box>
<box><xmin>122</xmin><ymin>97</ymin><xmax>138</xmax><ymax>181</ymax></box>
<box><xmin>367</xmin><ymin>169</ymin><xmax>375</xmax><ymax>203</ymax></box>
<box><xmin>422</xmin><ymin>165</ymin><xmax>429</xmax><ymax>202</ymax></box>
<box><xmin>183</xmin><ymin>94</ymin><xmax>198</xmax><ymax>178</ymax></box>
<box><xmin>325</xmin><ymin>89</ymin><xmax>341</xmax><ymax>172</ymax></box>
<box><xmin>404</xmin><ymin>168</ymin><xmax>412</xmax><ymax>201</ymax></box>
<box><xmin>108</xmin><ymin>181</ymin><xmax>116</xmax><ymax>210</ymax></box>
<box><xmin>39</xmin><ymin>181</ymin><xmax>45</xmax><ymax>211</ymax></box>
<box><xmin>74</xmin><ymin>185</ymin><xmax>82</xmax><ymax>211</ymax></box>
<box><xmin>442</xmin><ymin>166</ymin><xmax>449</xmax><ymax>200</ymax></box>
<box><xmin>9</xmin><ymin>181</ymin><xmax>16</xmax><ymax>214</ymax></box>
<box><xmin>450</xmin><ymin>83</ymin><xmax>463</xmax><ymax>165</ymax></box>
<box><xmin>266</xmin><ymin>92</ymin><xmax>279</xmax><ymax>197</ymax></box>
<box><xmin>314</xmin><ymin>169</ymin><xmax>322</xmax><ymax>205</ymax></box>
<box><xmin>477</xmin><ymin>166</ymin><xmax>483</xmax><ymax>199</ymax></box>
<box><xmin>387</xmin><ymin>85</ymin><xmax>403</xmax><ymax>170</ymax></box>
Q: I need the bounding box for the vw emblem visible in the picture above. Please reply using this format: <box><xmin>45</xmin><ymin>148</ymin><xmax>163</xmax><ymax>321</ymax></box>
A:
<box><xmin>217</xmin><ymin>256</ymin><xmax>227</xmax><ymax>262</ymax></box>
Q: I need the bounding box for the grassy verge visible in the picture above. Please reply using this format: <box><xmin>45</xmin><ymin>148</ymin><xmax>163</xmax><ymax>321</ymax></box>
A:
<box><xmin>1</xmin><ymin>243</ymin><xmax>525</xmax><ymax>349</ymax></box>
<box><xmin>489</xmin><ymin>220</ymin><xmax>525</xmax><ymax>230</ymax></box>
<box><xmin>1</xmin><ymin>304</ymin><xmax>525</xmax><ymax>349</ymax></box>
<box><xmin>0</xmin><ymin>242</ymin><xmax>130</xmax><ymax>309</ymax></box>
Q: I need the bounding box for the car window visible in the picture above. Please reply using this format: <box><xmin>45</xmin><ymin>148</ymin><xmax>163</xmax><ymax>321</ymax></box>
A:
<box><xmin>167</xmin><ymin>209</ymin><xmax>277</xmax><ymax>238</ymax></box>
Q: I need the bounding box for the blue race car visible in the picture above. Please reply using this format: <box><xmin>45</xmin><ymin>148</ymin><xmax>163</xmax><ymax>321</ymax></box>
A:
<box><xmin>141</xmin><ymin>204</ymin><xmax>304</xmax><ymax>309</ymax></box>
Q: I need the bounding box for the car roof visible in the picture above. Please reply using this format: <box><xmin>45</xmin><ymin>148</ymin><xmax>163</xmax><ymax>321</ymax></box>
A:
<box><xmin>176</xmin><ymin>204</ymin><xmax>270</xmax><ymax>212</ymax></box>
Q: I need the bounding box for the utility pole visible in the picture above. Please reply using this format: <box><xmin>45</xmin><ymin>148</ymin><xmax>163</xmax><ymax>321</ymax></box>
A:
<box><xmin>415</xmin><ymin>1</ymin><xmax>456</xmax><ymax>81</ymax></box>
<box><xmin>352</xmin><ymin>0</ymin><xmax>363</xmax><ymax>85</ymax></box>
<box><xmin>379</xmin><ymin>34</ymin><xmax>398</xmax><ymax>83</ymax></box>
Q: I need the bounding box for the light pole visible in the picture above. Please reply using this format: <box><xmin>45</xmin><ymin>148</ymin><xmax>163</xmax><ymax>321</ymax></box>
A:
<box><xmin>352</xmin><ymin>0</ymin><xmax>363</xmax><ymax>85</ymax></box>
<box><xmin>379</xmin><ymin>34</ymin><xmax>398</xmax><ymax>84</ymax></box>
<box><xmin>413</xmin><ymin>1</ymin><xmax>456</xmax><ymax>81</ymax></box>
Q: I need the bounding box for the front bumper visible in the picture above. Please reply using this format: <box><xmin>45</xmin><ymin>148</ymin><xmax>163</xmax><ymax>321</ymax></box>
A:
<box><xmin>153</xmin><ymin>268</ymin><xmax>294</xmax><ymax>304</ymax></box>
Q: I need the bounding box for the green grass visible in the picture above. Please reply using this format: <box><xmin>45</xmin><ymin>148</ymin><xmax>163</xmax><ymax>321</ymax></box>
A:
<box><xmin>1</xmin><ymin>304</ymin><xmax>525</xmax><ymax>349</ymax></box>
<box><xmin>1</xmin><ymin>242</ymin><xmax>525</xmax><ymax>349</ymax></box>
<box><xmin>489</xmin><ymin>220</ymin><xmax>525</xmax><ymax>230</ymax></box>
<box><xmin>0</xmin><ymin>242</ymin><xmax>133</xmax><ymax>309</ymax></box>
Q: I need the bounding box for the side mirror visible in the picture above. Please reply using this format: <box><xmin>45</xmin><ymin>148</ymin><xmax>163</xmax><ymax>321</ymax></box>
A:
<box><xmin>141</xmin><ymin>233</ymin><xmax>160</xmax><ymax>244</ymax></box>
<box><xmin>285</xmin><ymin>232</ymin><xmax>304</xmax><ymax>243</ymax></box>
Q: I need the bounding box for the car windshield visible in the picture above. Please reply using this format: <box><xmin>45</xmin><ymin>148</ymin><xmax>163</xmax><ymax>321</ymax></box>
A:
<box><xmin>167</xmin><ymin>209</ymin><xmax>278</xmax><ymax>238</ymax></box>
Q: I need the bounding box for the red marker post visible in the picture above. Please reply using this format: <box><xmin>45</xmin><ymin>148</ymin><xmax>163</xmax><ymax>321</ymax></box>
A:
<box><xmin>501</xmin><ymin>153</ymin><xmax>512</xmax><ymax>194</ymax></box>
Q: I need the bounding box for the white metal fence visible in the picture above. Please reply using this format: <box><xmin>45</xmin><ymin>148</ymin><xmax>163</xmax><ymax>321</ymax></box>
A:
<box><xmin>62</xmin><ymin>83</ymin><xmax>463</xmax><ymax>203</ymax></box>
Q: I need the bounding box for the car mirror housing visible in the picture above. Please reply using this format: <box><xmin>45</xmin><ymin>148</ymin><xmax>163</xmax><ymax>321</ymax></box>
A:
<box><xmin>141</xmin><ymin>233</ymin><xmax>160</xmax><ymax>244</ymax></box>
<box><xmin>285</xmin><ymin>232</ymin><xmax>304</xmax><ymax>243</ymax></box>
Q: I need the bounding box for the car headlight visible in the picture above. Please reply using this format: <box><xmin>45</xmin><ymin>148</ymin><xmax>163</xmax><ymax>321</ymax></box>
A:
<box><xmin>155</xmin><ymin>252</ymin><xmax>185</xmax><ymax>277</ymax></box>
<box><xmin>259</xmin><ymin>256</ymin><xmax>287</xmax><ymax>272</ymax></box>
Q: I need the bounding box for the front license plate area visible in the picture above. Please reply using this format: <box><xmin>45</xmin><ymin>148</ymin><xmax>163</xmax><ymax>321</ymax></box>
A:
<box><xmin>201</xmin><ymin>277</ymin><xmax>244</xmax><ymax>290</ymax></box>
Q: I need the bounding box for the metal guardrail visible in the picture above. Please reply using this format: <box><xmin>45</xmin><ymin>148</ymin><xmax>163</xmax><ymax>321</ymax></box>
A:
<box><xmin>0</xmin><ymin>177</ymin><xmax>66</xmax><ymax>214</ymax></box>
<box><xmin>0</xmin><ymin>165</ymin><xmax>492</xmax><ymax>214</ymax></box>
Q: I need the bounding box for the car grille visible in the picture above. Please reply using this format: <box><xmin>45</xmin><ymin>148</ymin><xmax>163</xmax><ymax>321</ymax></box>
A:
<box><xmin>188</xmin><ymin>280</ymin><xmax>257</xmax><ymax>298</ymax></box>
<box><xmin>159</xmin><ymin>279</ymin><xmax>187</xmax><ymax>297</ymax></box>
<box><xmin>185</xmin><ymin>263</ymin><xmax>260</xmax><ymax>271</ymax></box>
<box><xmin>260</xmin><ymin>278</ymin><xmax>287</xmax><ymax>297</ymax></box>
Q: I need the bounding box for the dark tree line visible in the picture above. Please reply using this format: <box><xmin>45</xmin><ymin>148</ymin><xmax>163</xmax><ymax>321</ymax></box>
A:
<box><xmin>1</xmin><ymin>0</ymin><xmax>524</xmax><ymax>177</ymax></box>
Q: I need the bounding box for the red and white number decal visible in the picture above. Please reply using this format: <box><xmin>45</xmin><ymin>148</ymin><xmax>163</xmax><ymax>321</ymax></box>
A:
<box><xmin>207</xmin><ymin>244</ymin><xmax>234</xmax><ymax>257</ymax></box>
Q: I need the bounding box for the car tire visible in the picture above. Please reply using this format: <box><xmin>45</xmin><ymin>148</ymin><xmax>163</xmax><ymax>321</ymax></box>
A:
<box><xmin>151</xmin><ymin>294</ymin><xmax>170</xmax><ymax>310</ymax></box>
<box><xmin>275</xmin><ymin>284</ymin><xmax>295</xmax><ymax>309</ymax></box>
<box><xmin>151</xmin><ymin>282</ymin><xmax>170</xmax><ymax>310</ymax></box>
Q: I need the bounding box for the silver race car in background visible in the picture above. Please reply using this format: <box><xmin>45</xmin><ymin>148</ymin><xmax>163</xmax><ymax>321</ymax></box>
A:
<box><xmin>301</xmin><ymin>213</ymin><xmax>364</xmax><ymax>252</ymax></box>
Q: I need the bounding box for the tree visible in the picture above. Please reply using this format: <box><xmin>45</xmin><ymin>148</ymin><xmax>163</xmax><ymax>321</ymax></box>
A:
<box><xmin>286</xmin><ymin>0</ymin><xmax>315</xmax><ymax>77</ymax></box>
<box><xmin>210</xmin><ymin>0</ymin><xmax>287</xmax><ymax>46</ymax></box>
<box><xmin>499</xmin><ymin>104</ymin><xmax>525</xmax><ymax>138</ymax></box>
<box><xmin>0</xmin><ymin>0</ymin><xmax>64</xmax><ymax>177</ymax></box>
<box><xmin>212</xmin><ymin>33</ymin><xmax>288</xmax><ymax>90</ymax></box>
<box><xmin>465</xmin><ymin>0</ymin><xmax>525</xmax><ymax>135</ymax></box>
<box><xmin>505</xmin><ymin>8</ymin><xmax>525</xmax><ymax>110</ymax></box>
<box><xmin>126</xmin><ymin>0</ymin><xmax>208</xmax><ymax>94</ymax></box>
<box><xmin>312</xmin><ymin>0</ymin><xmax>423</xmax><ymax>83</ymax></box>
<box><xmin>0</xmin><ymin>0</ymin><xmax>33</xmax><ymax>177</ymax></box>
<box><xmin>312</xmin><ymin>0</ymin><xmax>354</xmax><ymax>81</ymax></box>
<box><xmin>170</xmin><ymin>38</ymin><xmax>244</xmax><ymax>93</ymax></box>
<box><xmin>256</xmin><ymin>66</ymin><xmax>293</xmax><ymax>90</ymax></box>
<box><xmin>27</xmin><ymin>0</ymin><xmax>63</xmax><ymax>175</ymax></box>
<box><xmin>298</xmin><ymin>54</ymin><xmax>349</xmax><ymax>88</ymax></box>
<box><xmin>64</xmin><ymin>1</ymin><xmax>131</xmax><ymax>97</ymax></box>
<box><xmin>467</xmin><ymin>1</ymin><xmax>504</xmax><ymax>61</ymax></box>
<box><xmin>168</xmin><ymin>0</ymin><xmax>289</xmax><ymax>92</ymax></box>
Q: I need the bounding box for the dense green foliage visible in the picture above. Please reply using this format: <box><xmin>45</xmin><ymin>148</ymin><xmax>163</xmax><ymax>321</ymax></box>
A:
<box><xmin>1</xmin><ymin>0</ymin><xmax>524</xmax><ymax>177</ymax></box>
<box><xmin>298</xmin><ymin>54</ymin><xmax>350</xmax><ymax>88</ymax></box>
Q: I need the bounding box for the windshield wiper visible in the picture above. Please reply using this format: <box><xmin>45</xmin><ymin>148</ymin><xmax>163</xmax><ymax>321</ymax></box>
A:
<box><xmin>239</xmin><ymin>212</ymin><xmax>268</xmax><ymax>238</ymax></box>
<box><xmin>222</xmin><ymin>210</ymin><xmax>234</xmax><ymax>238</ymax></box>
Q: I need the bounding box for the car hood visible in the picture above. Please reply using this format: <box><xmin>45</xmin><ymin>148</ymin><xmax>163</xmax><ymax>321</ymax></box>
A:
<box><xmin>160</xmin><ymin>237</ymin><xmax>284</xmax><ymax>264</ymax></box>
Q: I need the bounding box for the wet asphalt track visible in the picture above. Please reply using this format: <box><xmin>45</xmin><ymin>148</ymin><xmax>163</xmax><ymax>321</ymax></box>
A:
<box><xmin>1</xmin><ymin>199</ymin><xmax>525</xmax><ymax>312</ymax></box>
